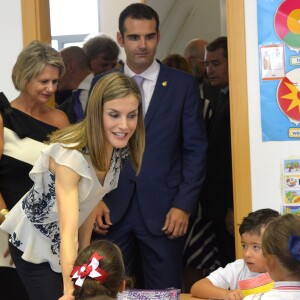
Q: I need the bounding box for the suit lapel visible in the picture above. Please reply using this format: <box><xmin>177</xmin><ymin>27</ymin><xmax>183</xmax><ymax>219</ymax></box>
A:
<box><xmin>144</xmin><ymin>64</ymin><xmax>170</xmax><ymax>129</ymax></box>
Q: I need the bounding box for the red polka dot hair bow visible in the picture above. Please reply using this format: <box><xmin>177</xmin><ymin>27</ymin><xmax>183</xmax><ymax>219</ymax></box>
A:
<box><xmin>70</xmin><ymin>252</ymin><xmax>108</xmax><ymax>287</ymax></box>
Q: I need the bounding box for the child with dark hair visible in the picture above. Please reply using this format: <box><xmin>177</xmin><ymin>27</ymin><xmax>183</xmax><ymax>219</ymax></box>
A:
<box><xmin>244</xmin><ymin>213</ymin><xmax>300</xmax><ymax>299</ymax></box>
<box><xmin>71</xmin><ymin>240</ymin><xmax>126</xmax><ymax>300</ymax></box>
<box><xmin>191</xmin><ymin>208</ymin><xmax>280</xmax><ymax>300</ymax></box>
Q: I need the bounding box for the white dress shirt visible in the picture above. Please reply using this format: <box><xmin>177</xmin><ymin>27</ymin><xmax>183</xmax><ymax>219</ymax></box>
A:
<box><xmin>77</xmin><ymin>73</ymin><xmax>94</xmax><ymax>112</ymax></box>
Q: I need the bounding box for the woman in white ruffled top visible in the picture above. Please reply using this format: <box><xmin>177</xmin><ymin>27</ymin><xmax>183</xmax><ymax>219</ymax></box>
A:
<box><xmin>0</xmin><ymin>71</ymin><xmax>145</xmax><ymax>300</ymax></box>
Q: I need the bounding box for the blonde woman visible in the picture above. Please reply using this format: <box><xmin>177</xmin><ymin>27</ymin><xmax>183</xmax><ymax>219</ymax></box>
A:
<box><xmin>1</xmin><ymin>71</ymin><xmax>145</xmax><ymax>300</ymax></box>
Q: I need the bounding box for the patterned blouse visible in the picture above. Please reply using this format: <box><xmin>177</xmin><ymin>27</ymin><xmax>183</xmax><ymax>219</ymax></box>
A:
<box><xmin>1</xmin><ymin>143</ymin><xmax>128</xmax><ymax>272</ymax></box>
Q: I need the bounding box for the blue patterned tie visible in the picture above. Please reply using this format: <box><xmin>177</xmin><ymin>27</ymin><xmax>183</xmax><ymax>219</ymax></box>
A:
<box><xmin>73</xmin><ymin>89</ymin><xmax>84</xmax><ymax>122</ymax></box>
<box><xmin>133</xmin><ymin>75</ymin><xmax>145</xmax><ymax>115</ymax></box>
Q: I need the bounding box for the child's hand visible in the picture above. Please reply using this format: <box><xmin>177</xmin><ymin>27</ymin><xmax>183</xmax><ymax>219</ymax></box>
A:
<box><xmin>224</xmin><ymin>289</ymin><xmax>243</xmax><ymax>300</ymax></box>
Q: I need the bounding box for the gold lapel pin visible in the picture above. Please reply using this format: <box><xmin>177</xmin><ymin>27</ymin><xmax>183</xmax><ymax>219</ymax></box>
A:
<box><xmin>162</xmin><ymin>81</ymin><xmax>168</xmax><ymax>86</ymax></box>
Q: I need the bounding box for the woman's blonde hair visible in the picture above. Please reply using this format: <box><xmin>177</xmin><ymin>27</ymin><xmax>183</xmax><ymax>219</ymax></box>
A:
<box><xmin>49</xmin><ymin>71</ymin><xmax>145</xmax><ymax>174</ymax></box>
<box><xmin>262</xmin><ymin>213</ymin><xmax>300</xmax><ymax>277</ymax></box>
<box><xmin>12</xmin><ymin>40</ymin><xmax>65</xmax><ymax>91</ymax></box>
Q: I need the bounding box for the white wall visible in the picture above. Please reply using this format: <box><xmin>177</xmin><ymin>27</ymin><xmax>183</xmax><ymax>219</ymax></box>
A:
<box><xmin>98</xmin><ymin>0</ymin><xmax>136</xmax><ymax>61</ymax></box>
<box><xmin>244</xmin><ymin>0</ymin><xmax>297</xmax><ymax>212</ymax></box>
<box><xmin>148</xmin><ymin>0</ymin><xmax>222</xmax><ymax>59</ymax></box>
<box><xmin>0</xmin><ymin>0</ymin><xmax>23</xmax><ymax>100</ymax></box>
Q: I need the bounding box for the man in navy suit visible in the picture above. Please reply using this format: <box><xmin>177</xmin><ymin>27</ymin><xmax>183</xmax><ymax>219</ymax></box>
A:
<box><xmin>95</xmin><ymin>3</ymin><xmax>207</xmax><ymax>289</ymax></box>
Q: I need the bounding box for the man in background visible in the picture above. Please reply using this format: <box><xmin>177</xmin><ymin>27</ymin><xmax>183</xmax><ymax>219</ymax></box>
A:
<box><xmin>184</xmin><ymin>39</ymin><xmax>207</xmax><ymax>94</ymax></box>
<box><xmin>58</xmin><ymin>46</ymin><xmax>93</xmax><ymax>123</ymax></box>
<box><xmin>184</xmin><ymin>38</ymin><xmax>219</xmax><ymax>115</ymax></box>
<box><xmin>202</xmin><ymin>36</ymin><xmax>235</xmax><ymax>267</ymax></box>
<box><xmin>183</xmin><ymin>36</ymin><xmax>233</xmax><ymax>292</ymax></box>
<box><xmin>83</xmin><ymin>33</ymin><xmax>120</xmax><ymax>75</ymax></box>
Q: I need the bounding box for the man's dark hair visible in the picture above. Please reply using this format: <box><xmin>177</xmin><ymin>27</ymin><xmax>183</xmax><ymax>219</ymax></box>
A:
<box><xmin>239</xmin><ymin>208</ymin><xmax>280</xmax><ymax>236</ymax></box>
<box><xmin>206</xmin><ymin>36</ymin><xmax>228</xmax><ymax>59</ymax></box>
<box><xmin>118</xmin><ymin>3</ymin><xmax>160</xmax><ymax>36</ymax></box>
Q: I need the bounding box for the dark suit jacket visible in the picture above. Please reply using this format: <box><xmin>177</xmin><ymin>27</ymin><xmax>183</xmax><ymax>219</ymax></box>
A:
<box><xmin>104</xmin><ymin>62</ymin><xmax>207</xmax><ymax>236</ymax></box>
<box><xmin>201</xmin><ymin>90</ymin><xmax>233</xmax><ymax>222</ymax></box>
<box><xmin>58</xmin><ymin>95</ymin><xmax>76</xmax><ymax>124</ymax></box>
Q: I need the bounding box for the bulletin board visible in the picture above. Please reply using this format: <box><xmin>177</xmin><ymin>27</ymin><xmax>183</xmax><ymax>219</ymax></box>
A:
<box><xmin>257</xmin><ymin>0</ymin><xmax>300</xmax><ymax>141</ymax></box>
<box><xmin>282</xmin><ymin>158</ymin><xmax>300</xmax><ymax>214</ymax></box>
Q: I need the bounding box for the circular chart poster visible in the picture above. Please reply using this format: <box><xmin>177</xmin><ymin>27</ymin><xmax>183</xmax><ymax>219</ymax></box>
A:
<box><xmin>274</xmin><ymin>0</ymin><xmax>300</xmax><ymax>50</ymax></box>
<box><xmin>277</xmin><ymin>68</ymin><xmax>300</xmax><ymax>125</ymax></box>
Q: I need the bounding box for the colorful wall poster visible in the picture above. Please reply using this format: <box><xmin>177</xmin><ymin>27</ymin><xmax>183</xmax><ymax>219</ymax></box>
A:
<box><xmin>257</xmin><ymin>0</ymin><xmax>300</xmax><ymax>141</ymax></box>
<box><xmin>260</xmin><ymin>44</ymin><xmax>285</xmax><ymax>80</ymax></box>
<box><xmin>282</xmin><ymin>205</ymin><xmax>300</xmax><ymax>214</ymax></box>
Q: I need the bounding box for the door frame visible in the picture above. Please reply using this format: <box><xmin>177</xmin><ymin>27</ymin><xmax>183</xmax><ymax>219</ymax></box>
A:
<box><xmin>21</xmin><ymin>0</ymin><xmax>51</xmax><ymax>45</ymax></box>
<box><xmin>226</xmin><ymin>0</ymin><xmax>252</xmax><ymax>257</ymax></box>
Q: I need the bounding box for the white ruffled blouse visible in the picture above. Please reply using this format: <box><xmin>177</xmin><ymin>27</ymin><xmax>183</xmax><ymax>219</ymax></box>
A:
<box><xmin>0</xmin><ymin>143</ymin><xmax>127</xmax><ymax>272</ymax></box>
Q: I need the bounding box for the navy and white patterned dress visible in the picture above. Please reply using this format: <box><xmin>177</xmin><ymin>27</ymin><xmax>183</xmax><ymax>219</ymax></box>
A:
<box><xmin>1</xmin><ymin>143</ymin><xmax>127</xmax><ymax>273</ymax></box>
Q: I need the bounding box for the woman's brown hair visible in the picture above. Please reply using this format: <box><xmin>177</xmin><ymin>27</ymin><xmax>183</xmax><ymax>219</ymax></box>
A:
<box><xmin>72</xmin><ymin>240</ymin><xmax>125</xmax><ymax>299</ymax></box>
<box><xmin>49</xmin><ymin>71</ymin><xmax>145</xmax><ymax>175</ymax></box>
